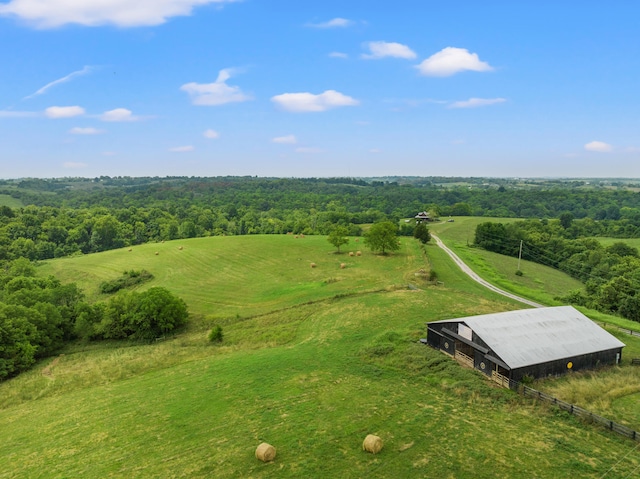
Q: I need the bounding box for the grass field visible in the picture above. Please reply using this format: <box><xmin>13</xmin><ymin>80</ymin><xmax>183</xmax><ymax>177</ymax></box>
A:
<box><xmin>2</xmin><ymin>234</ymin><xmax>640</xmax><ymax>477</ymax></box>
<box><xmin>430</xmin><ymin>218</ymin><xmax>584</xmax><ymax>306</ymax></box>
<box><xmin>0</xmin><ymin>194</ymin><xmax>22</xmax><ymax>208</ymax></box>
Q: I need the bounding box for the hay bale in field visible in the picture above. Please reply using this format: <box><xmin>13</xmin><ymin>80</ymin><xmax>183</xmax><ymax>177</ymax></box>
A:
<box><xmin>255</xmin><ymin>443</ymin><xmax>276</xmax><ymax>462</ymax></box>
<box><xmin>155</xmin><ymin>251</ymin><xmax>159</xmax><ymax>256</ymax></box>
<box><xmin>295</xmin><ymin>235</ymin><xmax>299</xmax><ymax>239</ymax></box>
<box><xmin>310</xmin><ymin>262</ymin><xmax>317</xmax><ymax>268</ymax></box>
<box><xmin>340</xmin><ymin>263</ymin><xmax>346</xmax><ymax>269</ymax></box>
<box><xmin>128</xmin><ymin>248</ymin><xmax>132</xmax><ymax>252</ymax></box>
<box><xmin>349</xmin><ymin>252</ymin><xmax>355</xmax><ymax>257</ymax></box>
<box><xmin>362</xmin><ymin>434</ymin><xmax>383</xmax><ymax>454</ymax></box>
<box><xmin>356</xmin><ymin>251</ymin><xmax>362</xmax><ymax>256</ymax></box>
<box><xmin>355</xmin><ymin>238</ymin><xmax>359</xmax><ymax>243</ymax></box>
<box><xmin>300</xmin><ymin>233</ymin><xmax>305</xmax><ymax>238</ymax></box>
<box><xmin>179</xmin><ymin>246</ymin><xmax>184</xmax><ymax>250</ymax></box>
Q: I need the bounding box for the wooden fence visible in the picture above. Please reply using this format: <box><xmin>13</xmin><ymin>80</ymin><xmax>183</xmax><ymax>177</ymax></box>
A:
<box><xmin>503</xmin><ymin>380</ymin><xmax>640</xmax><ymax>442</ymax></box>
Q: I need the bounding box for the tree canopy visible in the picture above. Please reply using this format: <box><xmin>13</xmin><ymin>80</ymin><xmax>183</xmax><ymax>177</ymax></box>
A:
<box><xmin>364</xmin><ymin>222</ymin><xmax>400</xmax><ymax>254</ymax></box>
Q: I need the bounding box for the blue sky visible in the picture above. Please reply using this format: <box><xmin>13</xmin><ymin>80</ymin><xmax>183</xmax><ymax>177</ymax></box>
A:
<box><xmin>1</xmin><ymin>1</ymin><xmax>639</xmax><ymax>178</ymax></box>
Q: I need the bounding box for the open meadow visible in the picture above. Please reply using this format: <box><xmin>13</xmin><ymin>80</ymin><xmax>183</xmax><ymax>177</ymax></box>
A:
<box><xmin>1</xmin><ymin>234</ymin><xmax>640</xmax><ymax>478</ymax></box>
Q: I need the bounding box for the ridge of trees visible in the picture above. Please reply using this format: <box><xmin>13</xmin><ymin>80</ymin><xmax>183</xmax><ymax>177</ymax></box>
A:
<box><xmin>474</xmin><ymin>219</ymin><xmax>640</xmax><ymax>322</ymax></box>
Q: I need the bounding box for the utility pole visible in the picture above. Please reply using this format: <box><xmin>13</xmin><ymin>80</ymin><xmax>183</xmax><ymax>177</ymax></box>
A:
<box><xmin>517</xmin><ymin>240</ymin><xmax>523</xmax><ymax>271</ymax></box>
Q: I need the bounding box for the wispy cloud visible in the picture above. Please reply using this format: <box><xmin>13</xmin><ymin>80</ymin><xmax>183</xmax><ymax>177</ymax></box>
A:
<box><xmin>272</xmin><ymin>90</ymin><xmax>359</xmax><ymax>112</ymax></box>
<box><xmin>584</xmin><ymin>141</ymin><xmax>613</xmax><ymax>152</ymax></box>
<box><xmin>416</xmin><ymin>47</ymin><xmax>493</xmax><ymax>77</ymax></box>
<box><xmin>448</xmin><ymin>98</ymin><xmax>506</xmax><ymax>109</ymax></box>
<box><xmin>181</xmin><ymin>68</ymin><xmax>252</xmax><ymax>106</ymax></box>
<box><xmin>45</xmin><ymin>106</ymin><xmax>85</xmax><ymax>118</ymax></box>
<box><xmin>272</xmin><ymin>135</ymin><xmax>297</xmax><ymax>144</ymax></box>
<box><xmin>63</xmin><ymin>161</ymin><xmax>87</xmax><ymax>169</ymax></box>
<box><xmin>329</xmin><ymin>52</ymin><xmax>349</xmax><ymax>59</ymax></box>
<box><xmin>203</xmin><ymin>129</ymin><xmax>220</xmax><ymax>139</ymax></box>
<box><xmin>0</xmin><ymin>0</ymin><xmax>239</xmax><ymax>28</ymax></box>
<box><xmin>306</xmin><ymin>17</ymin><xmax>353</xmax><ymax>28</ymax></box>
<box><xmin>24</xmin><ymin>66</ymin><xmax>94</xmax><ymax>100</ymax></box>
<box><xmin>0</xmin><ymin>110</ymin><xmax>37</xmax><ymax>118</ymax></box>
<box><xmin>169</xmin><ymin>145</ymin><xmax>195</xmax><ymax>152</ymax></box>
<box><xmin>362</xmin><ymin>41</ymin><xmax>417</xmax><ymax>60</ymax></box>
<box><xmin>69</xmin><ymin>127</ymin><xmax>104</xmax><ymax>135</ymax></box>
<box><xmin>296</xmin><ymin>147</ymin><xmax>324</xmax><ymax>153</ymax></box>
<box><xmin>99</xmin><ymin>108</ymin><xmax>140</xmax><ymax>122</ymax></box>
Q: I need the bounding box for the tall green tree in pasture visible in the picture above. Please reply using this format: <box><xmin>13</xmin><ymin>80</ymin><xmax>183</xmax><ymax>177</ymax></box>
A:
<box><xmin>413</xmin><ymin>223</ymin><xmax>431</xmax><ymax>244</ymax></box>
<box><xmin>364</xmin><ymin>221</ymin><xmax>400</xmax><ymax>255</ymax></box>
<box><xmin>327</xmin><ymin>225</ymin><xmax>349</xmax><ymax>252</ymax></box>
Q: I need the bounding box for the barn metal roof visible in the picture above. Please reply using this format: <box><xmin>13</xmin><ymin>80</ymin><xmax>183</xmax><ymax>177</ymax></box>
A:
<box><xmin>430</xmin><ymin>306</ymin><xmax>625</xmax><ymax>369</ymax></box>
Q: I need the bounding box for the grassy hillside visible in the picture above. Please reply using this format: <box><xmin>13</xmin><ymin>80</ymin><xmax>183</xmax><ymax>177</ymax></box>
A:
<box><xmin>0</xmin><ymin>194</ymin><xmax>22</xmax><ymax>208</ymax></box>
<box><xmin>1</xmin><ymin>235</ymin><xmax>640</xmax><ymax>477</ymax></box>
<box><xmin>430</xmin><ymin>217</ymin><xmax>584</xmax><ymax>305</ymax></box>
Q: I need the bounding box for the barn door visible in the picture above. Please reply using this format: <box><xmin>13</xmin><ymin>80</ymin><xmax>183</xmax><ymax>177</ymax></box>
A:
<box><xmin>440</xmin><ymin>336</ymin><xmax>455</xmax><ymax>356</ymax></box>
<box><xmin>474</xmin><ymin>351</ymin><xmax>492</xmax><ymax>376</ymax></box>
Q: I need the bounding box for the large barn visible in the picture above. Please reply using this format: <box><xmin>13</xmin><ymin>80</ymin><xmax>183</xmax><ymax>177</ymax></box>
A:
<box><xmin>426</xmin><ymin>306</ymin><xmax>625</xmax><ymax>386</ymax></box>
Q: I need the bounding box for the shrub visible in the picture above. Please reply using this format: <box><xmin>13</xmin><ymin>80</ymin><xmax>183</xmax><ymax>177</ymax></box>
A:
<box><xmin>208</xmin><ymin>325</ymin><xmax>223</xmax><ymax>343</ymax></box>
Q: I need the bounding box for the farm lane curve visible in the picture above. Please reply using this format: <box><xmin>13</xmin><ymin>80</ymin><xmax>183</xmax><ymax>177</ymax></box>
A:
<box><xmin>431</xmin><ymin>234</ymin><xmax>545</xmax><ymax>309</ymax></box>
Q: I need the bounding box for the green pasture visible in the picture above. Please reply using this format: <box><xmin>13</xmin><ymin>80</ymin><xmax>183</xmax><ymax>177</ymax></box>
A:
<box><xmin>1</xmin><ymin>233</ymin><xmax>640</xmax><ymax>477</ymax></box>
<box><xmin>597</xmin><ymin>237</ymin><xmax>640</xmax><ymax>249</ymax></box>
<box><xmin>430</xmin><ymin>217</ymin><xmax>583</xmax><ymax>306</ymax></box>
<box><xmin>0</xmin><ymin>194</ymin><xmax>22</xmax><ymax>208</ymax></box>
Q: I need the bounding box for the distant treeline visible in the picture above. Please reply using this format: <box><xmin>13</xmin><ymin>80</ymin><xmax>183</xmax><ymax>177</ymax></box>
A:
<box><xmin>475</xmin><ymin>218</ymin><xmax>640</xmax><ymax>322</ymax></box>
<box><xmin>1</xmin><ymin>177</ymin><xmax>640</xmax><ymax>262</ymax></box>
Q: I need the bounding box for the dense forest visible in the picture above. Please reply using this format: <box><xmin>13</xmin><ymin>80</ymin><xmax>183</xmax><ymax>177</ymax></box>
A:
<box><xmin>2</xmin><ymin>176</ymin><xmax>640</xmax><ymax>262</ymax></box>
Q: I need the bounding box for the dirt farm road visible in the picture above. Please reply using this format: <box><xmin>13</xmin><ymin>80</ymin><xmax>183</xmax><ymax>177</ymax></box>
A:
<box><xmin>431</xmin><ymin>234</ymin><xmax>545</xmax><ymax>309</ymax></box>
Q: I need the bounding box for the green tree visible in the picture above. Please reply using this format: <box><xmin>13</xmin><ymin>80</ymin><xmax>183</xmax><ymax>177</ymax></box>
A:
<box><xmin>413</xmin><ymin>223</ymin><xmax>431</xmax><ymax>244</ymax></box>
<box><xmin>327</xmin><ymin>225</ymin><xmax>349</xmax><ymax>252</ymax></box>
<box><xmin>364</xmin><ymin>221</ymin><xmax>400</xmax><ymax>255</ymax></box>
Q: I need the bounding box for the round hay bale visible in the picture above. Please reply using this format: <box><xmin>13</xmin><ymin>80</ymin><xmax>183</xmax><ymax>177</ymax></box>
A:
<box><xmin>355</xmin><ymin>238</ymin><xmax>359</xmax><ymax>243</ymax></box>
<box><xmin>255</xmin><ymin>442</ymin><xmax>276</xmax><ymax>462</ymax></box>
<box><xmin>128</xmin><ymin>248</ymin><xmax>132</xmax><ymax>252</ymax></box>
<box><xmin>362</xmin><ymin>434</ymin><xmax>383</xmax><ymax>454</ymax></box>
<box><xmin>295</xmin><ymin>235</ymin><xmax>299</xmax><ymax>239</ymax></box>
<box><xmin>179</xmin><ymin>246</ymin><xmax>184</xmax><ymax>250</ymax></box>
<box><xmin>356</xmin><ymin>251</ymin><xmax>362</xmax><ymax>256</ymax></box>
<box><xmin>310</xmin><ymin>262</ymin><xmax>317</xmax><ymax>268</ymax></box>
<box><xmin>300</xmin><ymin>234</ymin><xmax>305</xmax><ymax>238</ymax></box>
<box><xmin>340</xmin><ymin>263</ymin><xmax>346</xmax><ymax>269</ymax></box>
<box><xmin>155</xmin><ymin>251</ymin><xmax>159</xmax><ymax>256</ymax></box>
<box><xmin>349</xmin><ymin>252</ymin><xmax>355</xmax><ymax>257</ymax></box>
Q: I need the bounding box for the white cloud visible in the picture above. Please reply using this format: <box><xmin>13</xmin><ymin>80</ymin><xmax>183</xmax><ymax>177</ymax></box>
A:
<box><xmin>169</xmin><ymin>145</ymin><xmax>195</xmax><ymax>152</ymax></box>
<box><xmin>271</xmin><ymin>90</ymin><xmax>359</xmax><ymax>112</ymax></box>
<box><xmin>45</xmin><ymin>106</ymin><xmax>85</xmax><ymax>118</ymax></box>
<box><xmin>100</xmin><ymin>108</ymin><xmax>139</xmax><ymax>122</ymax></box>
<box><xmin>584</xmin><ymin>141</ymin><xmax>613</xmax><ymax>152</ymax></box>
<box><xmin>24</xmin><ymin>66</ymin><xmax>94</xmax><ymax>100</ymax></box>
<box><xmin>63</xmin><ymin>161</ymin><xmax>87</xmax><ymax>168</ymax></box>
<box><xmin>362</xmin><ymin>41</ymin><xmax>417</xmax><ymax>60</ymax></box>
<box><xmin>181</xmin><ymin>69</ymin><xmax>251</xmax><ymax>106</ymax></box>
<box><xmin>0</xmin><ymin>0</ymin><xmax>238</xmax><ymax>28</ymax></box>
<box><xmin>417</xmin><ymin>47</ymin><xmax>493</xmax><ymax>77</ymax></box>
<box><xmin>307</xmin><ymin>17</ymin><xmax>352</xmax><ymax>28</ymax></box>
<box><xmin>296</xmin><ymin>147</ymin><xmax>323</xmax><ymax>153</ymax></box>
<box><xmin>329</xmin><ymin>52</ymin><xmax>348</xmax><ymax>59</ymax></box>
<box><xmin>203</xmin><ymin>129</ymin><xmax>220</xmax><ymax>139</ymax></box>
<box><xmin>448</xmin><ymin>98</ymin><xmax>506</xmax><ymax>109</ymax></box>
<box><xmin>69</xmin><ymin>127</ymin><xmax>104</xmax><ymax>135</ymax></box>
<box><xmin>272</xmin><ymin>134</ymin><xmax>297</xmax><ymax>144</ymax></box>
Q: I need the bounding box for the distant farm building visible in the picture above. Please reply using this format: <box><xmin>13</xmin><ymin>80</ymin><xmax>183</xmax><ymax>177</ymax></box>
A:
<box><xmin>414</xmin><ymin>211</ymin><xmax>431</xmax><ymax>222</ymax></box>
<box><xmin>426</xmin><ymin>306</ymin><xmax>624</xmax><ymax>386</ymax></box>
